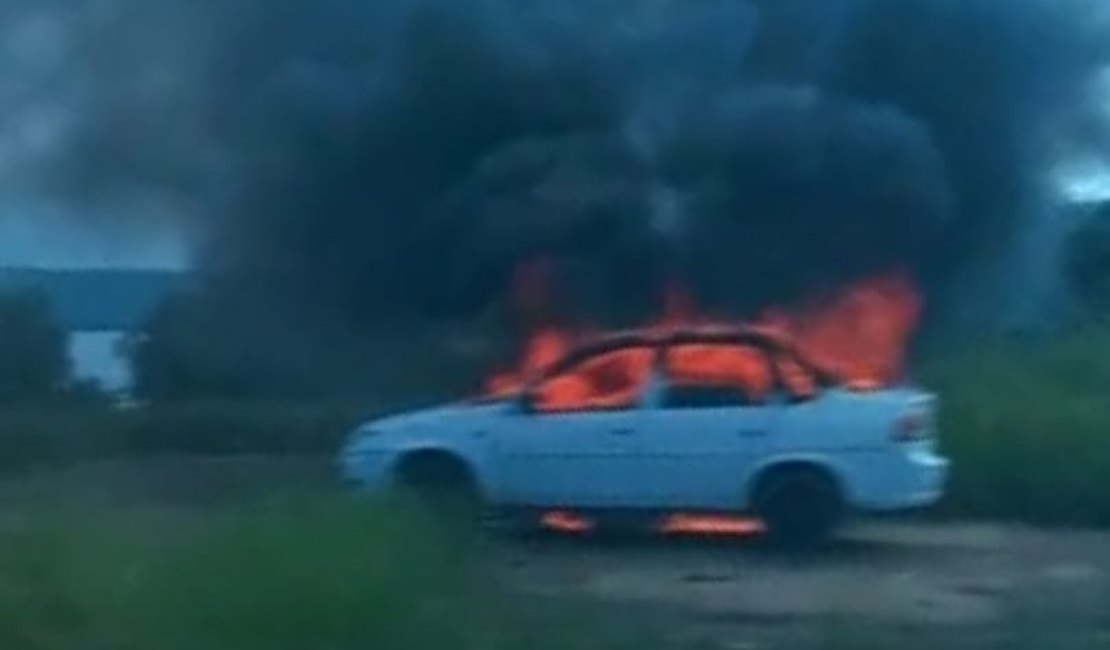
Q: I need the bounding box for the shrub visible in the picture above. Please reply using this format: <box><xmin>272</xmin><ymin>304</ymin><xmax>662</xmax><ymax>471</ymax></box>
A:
<box><xmin>0</xmin><ymin>406</ymin><xmax>129</xmax><ymax>471</ymax></box>
<box><xmin>129</xmin><ymin>287</ymin><xmax>489</xmax><ymax>404</ymax></box>
<box><xmin>0</xmin><ymin>400</ymin><xmax>398</xmax><ymax>470</ymax></box>
<box><xmin>122</xmin><ymin>401</ymin><xmax>356</xmax><ymax>456</ymax></box>
<box><xmin>0</xmin><ymin>290</ymin><xmax>70</xmax><ymax>404</ymax></box>
<box><xmin>924</xmin><ymin>326</ymin><xmax>1110</xmax><ymax>525</ymax></box>
<box><xmin>1065</xmin><ymin>201</ymin><xmax>1110</xmax><ymax>317</ymax></box>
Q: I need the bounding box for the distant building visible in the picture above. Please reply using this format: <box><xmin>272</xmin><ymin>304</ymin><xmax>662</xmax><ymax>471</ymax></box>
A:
<box><xmin>0</xmin><ymin>268</ymin><xmax>189</xmax><ymax>393</ymax></box>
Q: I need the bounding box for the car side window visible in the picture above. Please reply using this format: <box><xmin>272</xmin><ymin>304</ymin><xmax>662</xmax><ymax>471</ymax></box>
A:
<box><xmin>531</xmin><ymin>346</ymin><xmax>655</xmax><ymax>414</ymax></box>
<box><xmin>661</xmin><ymin>384</ymin><xmax>751</xmax><ymax>409</ymax></box>
<box><xmin>662</xmin><ymin>343</ymin><xmax>774</xmax><ymax>407</ymax></box>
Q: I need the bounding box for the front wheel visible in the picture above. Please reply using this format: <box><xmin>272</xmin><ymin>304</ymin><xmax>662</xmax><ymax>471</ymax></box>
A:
<box><xmin>753</xmin><ymin>467</ymin><xmax>842</xmax><ymax>550</ymax></box>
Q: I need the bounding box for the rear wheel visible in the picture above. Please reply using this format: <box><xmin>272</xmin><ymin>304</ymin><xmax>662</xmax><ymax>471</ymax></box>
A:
<box><xmin>394</xmin><ymin>452</ymin><xmax>483</xmax><ymax>527</ymax></box>
<box><xmin>753</xmin><ymin>466</ymin><xmax>842</xmax><ymax>550</ymax></box>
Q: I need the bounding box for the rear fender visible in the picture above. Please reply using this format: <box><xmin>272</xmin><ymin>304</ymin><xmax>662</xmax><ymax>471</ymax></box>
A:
<box><xmin>741</xmin><ymin>455</ymin><xmax>847</xmax><ymax>510</ymax></box>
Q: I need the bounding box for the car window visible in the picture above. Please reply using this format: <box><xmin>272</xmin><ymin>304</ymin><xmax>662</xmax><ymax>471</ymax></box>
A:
<box><xmin>531</xmin><ymin>345</ymin><xmax>655</xmax><ymax>413</ymax></box>
<box><xmin>661</xmin><ymin>384</ymin><xmax>751</xmax><ymax>409</ymax></box>
<box><xmin>663</xmin><ymin>343</ymin><xmax>774</xmax><ymax>405</ymax></box>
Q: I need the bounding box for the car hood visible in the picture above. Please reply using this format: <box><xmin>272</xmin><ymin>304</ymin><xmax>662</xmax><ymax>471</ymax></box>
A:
<box><xmin>359</xmin><ymin>401</ymin><xmax>510</xmax><ymax>434</ymax></box>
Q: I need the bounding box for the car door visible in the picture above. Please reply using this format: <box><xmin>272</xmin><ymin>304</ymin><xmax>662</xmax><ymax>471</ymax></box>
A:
<box><xmin>625</xmin><ymin>342</ymin><xmax>784</xmax><ymax>510</ymax></box>
<box><xmin>490</xmin><ymin>344</ymin><xmax>656</xmax><ymax>509</ymax></box>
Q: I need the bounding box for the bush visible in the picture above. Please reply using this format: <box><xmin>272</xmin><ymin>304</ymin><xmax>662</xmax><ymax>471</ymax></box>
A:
<box><xmin>1065</xmin><ymin>201</ymin><xmax>1110</xmax><ymax>317</ymax></box>
<box><xmin>0</xmin><ymin>291</ymin><xmax>70</xmax><ymax>403</ymax></box>
<box><xmin>924</xmin><ymin>326</ymin><xmax>1110</xmax><ymax>525</ymax></box>
<box><xmin>0</xmin><ymin>406</ymin><xmax>129</xmax><ymax>471</ymax></box>
<box><xmin>122</xmin><ymin>401</ymin><xmax>360</xmax><ymax>456</ymax></box>
<box><xmin>0</xmin><ymin>400</ymin><xmax>400</xmax><ymax>471</ymax></box>
<box><xmin>0</xmin><ymin>495</ymin><xmax>651</xmax><ymax>650</ymax></box>
<box><xmin>129</xmin><ymin>287</ymin><xmax>489</xmax><ymax>404</ymax></box>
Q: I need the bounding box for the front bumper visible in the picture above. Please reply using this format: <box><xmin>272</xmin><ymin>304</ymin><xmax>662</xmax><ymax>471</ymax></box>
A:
<box><xmin>337</xmin><ymin>446</ymin><xmax>394</xmax><ymax>491</ymax></box>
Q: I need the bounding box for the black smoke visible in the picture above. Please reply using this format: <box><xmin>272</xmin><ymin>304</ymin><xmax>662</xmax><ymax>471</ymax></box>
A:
<box><xmin>3</xmin><ymin>0</ymin><xmax>1108</xmax><ymax>329</ymax></box>
<box><xmin>659</xmin><ymin>87</ymin><xmax>952</xmax><ymax>314</ymax></box>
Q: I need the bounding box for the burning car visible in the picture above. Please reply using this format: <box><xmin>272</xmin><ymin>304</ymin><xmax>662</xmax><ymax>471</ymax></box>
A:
<box><xmin>339</xmin><ymin>324</ymin><xmax>949</xmax><ymax>546</ymax></box>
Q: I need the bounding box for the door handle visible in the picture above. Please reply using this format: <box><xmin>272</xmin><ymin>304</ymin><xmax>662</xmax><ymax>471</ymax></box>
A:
<box><xmin>738</xmin><ymin>429</ymin><xmax>768</xmax><ymax>437</ymax></box>
<box><xmin>610</xmin><ymin>428</ymin><xmax>635</xmax><ymax>436</ymax></box>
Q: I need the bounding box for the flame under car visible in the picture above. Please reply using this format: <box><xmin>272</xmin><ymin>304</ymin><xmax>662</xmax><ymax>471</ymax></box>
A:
<box><xmin>340</xmin><ymin>328</ymin><xmax>948</xmax><ymax>546</ymax></box>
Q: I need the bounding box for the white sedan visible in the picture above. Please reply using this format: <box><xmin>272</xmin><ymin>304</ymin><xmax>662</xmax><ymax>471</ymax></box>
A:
<box><xmin>339</xmin><ymin>329</ymin><xmax>949</xmax><ymax>545</ymax></box>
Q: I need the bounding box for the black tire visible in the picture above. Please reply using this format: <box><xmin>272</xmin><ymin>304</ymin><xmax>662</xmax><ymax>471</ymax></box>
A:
<box><xmin>753</xmin><ymin>466</ymin><xmax>842</xmax><ymax>550</ymax></box>
<box><xmin>394</xmin><ymin>452</ymin><xmax>483</xmax><ymax>526</ymax></box>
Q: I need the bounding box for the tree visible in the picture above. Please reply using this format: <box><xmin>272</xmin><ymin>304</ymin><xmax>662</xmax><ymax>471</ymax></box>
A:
<box><xmin>0</xmin><ymin>290</ymin><xmax>71</xmax><ymax>403</ymax></box>
<box><xmin>1065</xmin><ymin>202</ymin><xmax>1110</xmax><ymax>318</ymax></box>
<box><xmin>128</xmin><ymin>284</ymin><xmax>490</xmax><ymax>404</ymax></box>
<box><xmin>128</xmin><ymin>289</ymin><xmax>317</xmax><ymax>401</ymax></box>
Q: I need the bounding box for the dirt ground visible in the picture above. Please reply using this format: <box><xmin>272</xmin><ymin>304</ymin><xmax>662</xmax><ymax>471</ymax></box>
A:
<box><xmin>500</xmin><ymin>522</ymin><xmax>1110</xmax><ymax>647</ymax></box>
<box><xmin>4</xmin><ymin>458</ymin><xmax>1110</xmax><ymax>648</ymax></box>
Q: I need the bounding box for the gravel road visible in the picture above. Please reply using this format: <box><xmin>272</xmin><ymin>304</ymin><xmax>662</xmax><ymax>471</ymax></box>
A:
<box><xmin>498</xmin><ymin>522</ymin><xmax>1110</xmax><ymax>646</ymax></box>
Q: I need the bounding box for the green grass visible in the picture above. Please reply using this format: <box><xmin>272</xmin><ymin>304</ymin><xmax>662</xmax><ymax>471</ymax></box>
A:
<box><xmin>1</xmin><ymin>493</ymin><xmax>1105</xmax><ymax>650</ymax></box>
<box><xmin>2</xmin><ymin>492</ymin><xmax>1107</xmax><ymax>650</ymax></box>
<box><xmin>0</xmin><ymin>494</ymin><xmax>653</xmax><ymax>650</ymax></box>
<box><xmin>924</xmin><ymin>327</ymin><xmax>1110</xmax><ymax>525</ymax></box>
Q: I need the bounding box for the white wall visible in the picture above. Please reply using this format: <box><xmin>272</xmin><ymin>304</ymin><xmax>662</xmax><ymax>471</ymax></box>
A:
<box><xmin>69</xmin><ymin>330</ymin><xmax>132</xmax><ymax>394</ymax></box>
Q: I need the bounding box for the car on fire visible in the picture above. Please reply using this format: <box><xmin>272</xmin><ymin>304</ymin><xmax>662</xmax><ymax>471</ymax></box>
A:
<box><xmin>339</xmin><ymin>328</ymin><xmax>948</xmax><ymax>545</ymax></box>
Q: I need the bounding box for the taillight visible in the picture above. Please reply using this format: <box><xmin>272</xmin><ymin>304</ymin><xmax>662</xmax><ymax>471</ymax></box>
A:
<box><xmin>892</xmin><ymin>410</ymin><xmax>932</xmax><ymax>442</ymax></box>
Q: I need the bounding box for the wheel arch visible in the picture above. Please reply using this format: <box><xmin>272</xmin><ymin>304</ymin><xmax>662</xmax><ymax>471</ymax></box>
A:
<box><xmin>390</xmin><ymin>446</ymin><xmax>488</xmax><ymax>498</ymax></box>
<box><xmin>744</xmin><ymin>456</ymin><xmax>847</xmax><ymax>510</ymax></box>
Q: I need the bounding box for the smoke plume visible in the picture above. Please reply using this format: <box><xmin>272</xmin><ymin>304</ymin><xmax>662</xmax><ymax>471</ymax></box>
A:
<box><xmin>2</xmin><ymin>0</ymin><xmax>1107</xmax><ymax>329</ymax></box>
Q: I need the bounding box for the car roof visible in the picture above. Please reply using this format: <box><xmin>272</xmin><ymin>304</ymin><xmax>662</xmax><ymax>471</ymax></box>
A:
<box><xmin>565</xmin><ymin>325</ymin><xmax>791</xmax><ymax>353</ymax></box>
<box><xmin>538</xmin><ymin>325</ymin><xmax>825</xmax><ymax>380</ymax></box>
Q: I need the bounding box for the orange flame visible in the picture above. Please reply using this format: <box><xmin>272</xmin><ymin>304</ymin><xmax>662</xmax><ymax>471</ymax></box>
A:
<box><xmin>486</xmin><ymin>327</ymin><xmax>573</xmax><ymax>397</ymax></box>
<box><xmin>756</xmin><ymin>273</ymin><xmax>921</xmax><ymax>389</ymax></box>
<box><xmin>538</xmin><ymin>511</ymin><xmax>765</xmax><ymax>538</ymax></box>
<box><xmin>486</xmin><ymin>271</ymin><xmax>921</xmax><ymax>407</ymax></box>
<box><xmin>658</xmin><ymin>514</ymin><xmax>766</xmax><ymax>537</ymax></box>
<box><xmin>540</xmin><ymin>510</ymin><xmax>594</xmax><ymax>534</ymax></box>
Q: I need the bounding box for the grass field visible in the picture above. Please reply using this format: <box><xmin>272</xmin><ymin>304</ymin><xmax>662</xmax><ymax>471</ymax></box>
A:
<box><xmin>0</xmin><ymin>492</ymin><xmax>665</xmax><ymax>650</ymax></box>
<box><xmin>0</xmin><ymin>458</ymin><xmax>1108</xmax><ymax>650</ymax></box>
